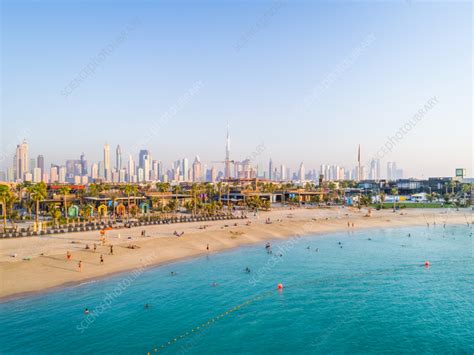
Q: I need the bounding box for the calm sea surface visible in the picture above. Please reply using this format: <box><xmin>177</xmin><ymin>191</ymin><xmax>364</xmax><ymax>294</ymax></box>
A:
<box><xmin>1</xmin><ymin>224</ymin><xmax>473</xmax><ymax>354</ymax></box>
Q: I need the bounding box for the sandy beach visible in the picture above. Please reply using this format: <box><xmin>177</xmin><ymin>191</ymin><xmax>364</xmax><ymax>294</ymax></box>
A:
<box><xmin>0</xmin><ymin>207</ymin><xmax>470</xmax><ymax>300</ymax></box>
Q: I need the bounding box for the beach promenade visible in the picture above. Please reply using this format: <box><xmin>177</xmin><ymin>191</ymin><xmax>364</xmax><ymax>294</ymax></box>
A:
<box><xmin>0</xmin><ymin>207</ymin><xmax>470</xmax><ymax>300</ymax></box>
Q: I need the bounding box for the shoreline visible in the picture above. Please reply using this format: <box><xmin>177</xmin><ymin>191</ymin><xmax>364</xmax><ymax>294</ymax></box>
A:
<box><xmin>0</xmin><ymin>207</ymin><xmax>470</xmax><ymax>302</ymax></box>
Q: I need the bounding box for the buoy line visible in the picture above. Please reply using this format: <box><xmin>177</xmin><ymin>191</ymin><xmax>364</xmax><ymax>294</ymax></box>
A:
<box><xmin>148</xmin><ymin>289</ymin><xmax>275</xmax><ymax>354</ymax></box>
<box><xmin>147</xmin><ymin>256</ymin><xmax>468</xmax><ymax>353</ymax></box>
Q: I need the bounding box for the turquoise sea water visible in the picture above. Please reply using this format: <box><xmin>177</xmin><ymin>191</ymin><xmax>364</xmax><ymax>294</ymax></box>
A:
<box><xmin>1</xmin><ymin>225</ymin><xmax>473</xmax><ymax>354</ymax></box>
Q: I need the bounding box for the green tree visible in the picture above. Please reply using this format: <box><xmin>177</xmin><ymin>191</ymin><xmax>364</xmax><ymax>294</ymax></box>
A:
<box><xmin>0</xmin><ymin>185</ymin><xmax>12</xmax><ymax>231</ymax></box>
<box><xmin>59</xmin><ymin>186</ymin><xmax>71</xmax><ymax>224</ymax></box>
<box><xmin>390</xmin><ymin>187</ymin><xmax>398</xmax><ymax>211</ymax></box>
<box><xmin>28</xmin><ymin>182</ymin><xmax>48</xmax><ymax>227</ymax></box>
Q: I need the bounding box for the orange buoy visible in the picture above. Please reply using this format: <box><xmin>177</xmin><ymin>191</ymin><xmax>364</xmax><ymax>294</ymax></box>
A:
<box><xmin>424</xmin><ymin>261</ymin><xmax>430</xmax><ymax>267</ymax></box>
<box><xmin>277</xmin><ymin>283</ymin><xmax>283</xmax><ymax>290</ymax></box>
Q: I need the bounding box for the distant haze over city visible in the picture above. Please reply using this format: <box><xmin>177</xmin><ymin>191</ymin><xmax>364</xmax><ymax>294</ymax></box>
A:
<box><xmin>1</xmin><ymin>1</ymin><xmax>471</xmax><ymax>178</ymax></box>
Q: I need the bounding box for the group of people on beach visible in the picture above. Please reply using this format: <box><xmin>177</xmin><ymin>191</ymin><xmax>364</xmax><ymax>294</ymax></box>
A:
<box><xmin>66</xmin><ymin>236</ymin><xmax>116</xmax><ymax>272</ymax></box>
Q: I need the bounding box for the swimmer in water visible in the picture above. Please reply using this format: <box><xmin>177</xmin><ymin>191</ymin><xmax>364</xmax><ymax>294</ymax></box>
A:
<box><xmin>212</xmin><ymin>282</ymin><xmax>218</xmax><ymax>287</ymax></box>
<box><xmin>171</xmin><ymin>271</ymin><xmax>177</xmax><ymax>276</ymax></box>
<box><xmin>245</xmin><ymin>267</ymin><xmax>251</xmax><ymax>273</ymax></box>
<box><xmin>84</xmin><ymin>308</ymin><xmax>89</xmax><ymax>314</ymax></box>
<box><xmin>315</xmin><ymin>248</ymin><xmax>319</xmax><ymax>252</ymax></box>
<box><xmin>144</xmin><ymin>304</ymin><xmax>149</xmax><ymax>309</ymax></box>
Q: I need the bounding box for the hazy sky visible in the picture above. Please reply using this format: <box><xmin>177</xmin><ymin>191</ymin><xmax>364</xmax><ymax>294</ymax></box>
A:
<box><xmin>1</xmin><ymin>0</ymin><xmax>472</xmax><ymax>178</ymax></box>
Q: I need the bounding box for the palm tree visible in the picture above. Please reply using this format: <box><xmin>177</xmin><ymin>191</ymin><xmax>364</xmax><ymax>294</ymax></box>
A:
<box><xmin>390</xmin><ymin>187</ymin><xmax>398</xmax><ymax>211</ymax></box>
<box><xmin>59</xmin><ymin>186</ymin><xmax>71</xmax><ymax>224</ymax></box>
<box><xmin>48</xmin><ymin>205</ymin><xmax>62</xmax><ymax>227</ymax></box>
<box><xmin>190</xmin><ymin>183</ymin><xmax>200</xmax><ymax>216</ymax></box>
<box><xmin>155</xmin><ymin>182</ymin><xmax>170</xmax><ymax>193</ymax></box>
<box><xmin>0</xmin><ymin>185</ymin><xmax>12</xmax><ymax>231</ymax></box>
<box><xmin>6</xmin><ymin>188</ymin><xmax>18</xmax><ymax>230</ymax></box>
<box><xmin>172</xmin><ymin>184</ymin><xmax>181</xmax><ymax>215</ymax></box>
<box><xmin>29</xmin><ymin>182</ymin><xmax>48</xmax><ymax>227</ymax></box>
<box><xmin>448</xmin><ymin>180</ymin><xmax>456</xmax><ymax>194</ymax></box>
<box><xmin>379</xmin><ymin>192</ymin><xmax>386</xmax><ymax>208</ymax></box>
<box><xmin>123</xmin><ymin>185</ymin><xmax>137</xmax><ymax>221</ymax></box>
<box><xmin>216</xmin><ymin>181</ymin><xmax>223</xmax><ymax>204</ymax></box>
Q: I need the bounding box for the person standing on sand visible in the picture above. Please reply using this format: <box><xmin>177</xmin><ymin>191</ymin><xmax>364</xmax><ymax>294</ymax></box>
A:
<box><xmin>78</xmin><ymin>260</ymin><xmax>83</xmax><ymax>272</ymax></box>
<box><xmin>206</xmin><ymin>244</ymin><xmax>209</xmax><ymax>252</ymax></box>
<box><xmin>100</xmin><ymin>255</ymin><xmax>104</xmax><ymax>265</ymax></box>
<box><xmin>110</xmin><ymin>245</ymin><xmax>114</xmax><ymax>255</ymax></box>
<box><xmin>66</xmin><ymin>251</ymin><xmax>71</xmax><ymax>260</ymax></box>
<box><xmin>93</xmin><ymin>243</ymin><xmax>97</xmax><ymax>253</ymax></box>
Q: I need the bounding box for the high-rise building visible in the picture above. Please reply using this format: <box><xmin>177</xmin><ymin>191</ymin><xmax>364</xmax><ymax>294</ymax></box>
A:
<box><xmin>268</xmin><ymin>158</ymin><xmax>273</xmax><ymax>180</ymax></box>
<box><xmin>225</xmin><ymin>125</ymin><xmax>231</xmax><ymax>179</ymax></box>
<box><xmin>91</xmin><ymin>163</ymin><xmax>99</xmax><ymax>180</ymax></box>
<box><xmin>139</xmin><ymin>150</ymin><xmax>150</xmax><ymax>170</ymax></box>
<box><xmin>182</xmin><ymin>158</ymin><xmax>189</xmax><ymax>181</ymax></box>
<box><xmin>115</xmin><ymin>145</ymin><xmax>122</xmax><ymax>172</ymax></box>
<box><xmin>80</xmin><ymin>153</ymin><xmax>87</xmax><ymax>176</ymax></box>
<box><xmin>59</xmin><ymin>166</ymin><xmax>67</xmax><ymax>183</ymax></box>
<box><xmin>103</xmin><ymin>143</ymin><xmax>110</xmax><ymax>181</ymax></box>
<box><xmin>151</xmin><ymin>160</ymin><xmax>159</xmax><ymax>181</ymax></box>
<box><xmin>98</xmin><ymin>161</ymin><xmax>105</xmax><ymax>179</ymax></box>
<box><xmin>280</xmin><ymin>164</ymin><xmax>286</xmax><ymax>181</ymax></box>
<box><xmin>127</xmin><ymin>155</ymin><xmax>135</xmax><ymax>182</ymax></box>
<box><xmin>143</xmin><ymin>154</ymin><xmax>151</xmax><ymax>181</ymax></box>
<box><xmin>192</xmin><ymin>156</ymin><xmax>202</xmax><ymax>182</ymax></box>
<box><xmin>7</xmin><ymin>168</ymin><xmax>14</xmax><ymax>182</ymax></box>
<box><xmin>50</xmin><ymin>166</ymin><xmax>59</xmax><ymax>183</ymax></box>
<box><xmin>14</xmin><ymin>140</ymin><xmax>29</xmax><ymax>181</ymax></box>
<box><xmin>298</xmin><ymin>162</ymin><xmax>305</xmax><ymax>181</ymax></box>
<box><xmin>37</xmin><ymin>155</ymin><xmax>44</xmax><ymax>176</ymax></box>
<box><xmin>33</xmin><ymin>167</ymin><xmax>42</xmax><ymax>183</ymax></box>
<box><xmin>210</xmin><ymin>166</ymin><xmax>217</xmax><ymax>182</ymax></box>
<box><xmin>137</xmin><ymin>168</ymin><xmax>144</xmax><ymax>182</ymax></box>
<box><xmin>369</xmin><ymin>159</ymin><xmax>380</xmax><ymax>180</ymax></box>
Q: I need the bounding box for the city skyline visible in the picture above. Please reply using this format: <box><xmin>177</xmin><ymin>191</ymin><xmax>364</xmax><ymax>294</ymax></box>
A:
<box><xmin>5</xmin><ymin>135</ymin><xmax>417</xmax><ymax>184</ymax></box>
<box><xmin>1</xmin><ymin>1</ymin><xmax>471</xmax><ymax>178</ymax></box>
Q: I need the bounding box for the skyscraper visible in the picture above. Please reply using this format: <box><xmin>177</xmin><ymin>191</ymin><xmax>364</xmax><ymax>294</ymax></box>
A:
<box><xmin>91</xmin><ymin>163</ymin><xmax>99</xmax><ymax>180</ymax></box>
<box><xmin>280</xmin><ymin>164</ymin><xmax>286</xmax><ymax>181</ymax></box>
<box><xmin>50</xmin><ymin>165</ymin><xmax>59</xmax><ymax>183</ymax></box>
<box><xmin>37</xmin><ymin>155</ymin><xmax>44</xmax><ymax>176</ymax></box>
<box><xmin>182</xmin><ymin>158</ymin><xmax>189</xmax><ymax>181</ymax></box>
<box><xmin>225</xmin><ymin>125</ymin><xmax>231</xmax><ymax>179</ymax></box>
<box><xmin>192</xmin><ymin>156</ymin><xmax>202</xmax><ymax>182</ymax></box>
<box><xmin>139</xmin><ymin>150</ymin><xmax>150</xmax><ymax>170</ymax></box>
<box><xmin>103</xmin><ymin>143</ymin><xmax>110</xmax><ymax>181</ymax></box>
<box><xmin>143</xmin><ymin>154</ymin><xmax>151</xmax><ymax>182</ymax></box>
<box><xmin>80</xmin><ymin>153</ymin><xmax>88</xmax><ymax>176</ymax></box>
<box><xmin>268</xmin><ymin>158</ymin><xmax>273</xmax><ymax>180</ymax></box>
<box><xmin>357</xmin><ymin>144</ymin><xmax>361</xmax><ymax>182</ymax></box>
<box><xmin>14</xmin><ymin>140</ymin><xmax>29</xmax><ymax>181</ymax></box>
<box><xmin>128</xmin><ymin>155</ymin><xmax>135</xmax><ymax>182</ymax></box>
<box><xmin>115</xmin><ymin>145</ymin><xmax>122</xmax><ymax>172</ymax></box>
<box><xmin>298</xmin><ymin>162</ymin><xmax>305</xmax><ymax>181</ymax></box>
